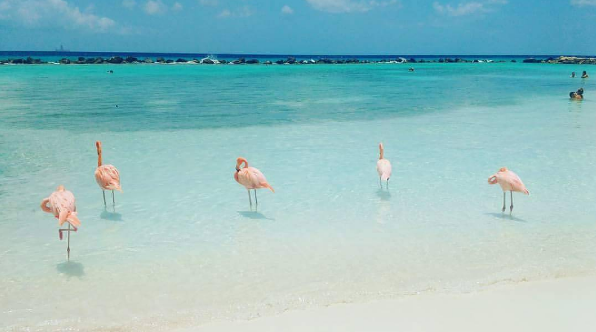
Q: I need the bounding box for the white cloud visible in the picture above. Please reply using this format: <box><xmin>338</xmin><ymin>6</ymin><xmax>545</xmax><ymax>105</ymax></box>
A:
<box><xmin>144</xmin><ymin>0</ymin><xmax>167</xmax><ymax>15</ymax></box>
<box><xmin>571</xmin><ymin>0</ymin><xmax>596</xmax><ymax>6</ymax></box>
<box><xmin>237</xmin><ymin>6</ymin><xmax>254</xmax><ymax>17</ymax></box>
<box><xmin>0</xmin><ymin>0</ymin><xmax>116</xmax><ymax>31</ymax></box>
<box><xmin>172</xmin><ymin>1</ymin><xmax>182</xmax><ymax>10</ymax></box>
<box><xmin>217</xmin><ymin>6</ymin><xmax>254</xmax><ymax>18</ymax></box>
<box><xmin>122</xmin><ymin>0</ymin><xmax>136</xmax><ymax>9</ymax></box>
<box><xmin>433</xmin><ymin>0</ymin><xmax>506</xmax><ymax>16</ymax></box>
<box><xmin>281</xmin><ymin>5</ymin><xmax>294</xmax><ymax>14</ymax></box>
<box><xmin>199</xmin><ymin>0</ymin><xmax>218</xmax><ymax>6</ymax></box>
<box><xmin>217</xmin><ymin>8</ymin><xmax>231</xmax><ymax>17</ymax></box>
<box><xmin>305</xmin><ymin>0</ymin><xmax>399</xmax><ymax>13</ymax></box>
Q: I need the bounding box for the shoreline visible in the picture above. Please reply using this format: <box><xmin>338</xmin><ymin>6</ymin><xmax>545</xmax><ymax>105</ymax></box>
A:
<box><xmin>1</xmin><ymin>55</ymin><xmax>595</xmax><ymax>66</ymax></box>
<box><xmin>186</xmin><ymin>275</ymin><xmax>596</xmax><ymax>332</ymax></box>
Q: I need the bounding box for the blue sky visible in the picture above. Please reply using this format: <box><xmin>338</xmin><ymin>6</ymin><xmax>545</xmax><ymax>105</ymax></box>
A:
<box><xmin>0</xmin><ymin>0</ymin><xmax>595</xmax><ymax>54</ymax></box>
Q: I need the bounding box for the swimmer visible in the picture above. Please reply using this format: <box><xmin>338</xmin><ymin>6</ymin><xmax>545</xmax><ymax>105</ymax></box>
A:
<box><xmin>570</xmin><ymin>88</ymin><xmax>584</xmax><ymax>100</ymax></box>
<box><xmin>571</xmin><ymin>72</ymin><xmax>576</xmax><ymax>78</ymax></box>
<box><xmin>408</xmin><ymin>67</ymin><xmax>414</xmax><ymax>72</ymax></box>
<box><xmin>581</xmin><ymin>71</ymin><xmax>588</xmax><ymax>78</ymax></box>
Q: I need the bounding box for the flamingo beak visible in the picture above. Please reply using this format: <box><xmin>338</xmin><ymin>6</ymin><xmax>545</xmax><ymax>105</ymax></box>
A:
<box><xmin>235</xmin><ymin>167</ymin><xmax>240</xmax><ymax>172</ymax></box>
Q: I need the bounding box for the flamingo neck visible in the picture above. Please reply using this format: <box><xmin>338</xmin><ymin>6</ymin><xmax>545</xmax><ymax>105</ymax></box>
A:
<box><xmin>97</xmin><ymin>149</ymin><xmax>102</xmax><ymax>167</ymax></box>
<box><xmin>236</xmin><ymin>159</ymin><xmax>248</xmax><ymax>172</ymax></box>
<box><xmin>379</xmin><ymin>149</ymin><xmax>384</xmax><ymax>160</ymax></box>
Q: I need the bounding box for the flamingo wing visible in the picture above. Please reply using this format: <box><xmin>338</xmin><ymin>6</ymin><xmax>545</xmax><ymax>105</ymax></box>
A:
<box><xmin>377</xmin><ymin>159</ymin><xmax>392</xmax><ymax>181</ymax></box>
<box><xmin>95</xmin><ymin>165</ymin><xmax>121</xmax><ymax>191</ymax></box>
<box><xmin>506</xmin><ymin>171</ymin><xmax>529</xmax><ymax>194</ymax></box>
<box><xmin>248</xmin><ymin>167</ymin><xmax>275</xmax><ymax>192</ymax></box>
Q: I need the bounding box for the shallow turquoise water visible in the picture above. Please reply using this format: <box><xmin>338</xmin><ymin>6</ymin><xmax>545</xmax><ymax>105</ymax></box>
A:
<box><xmin>1</xmin><ymin>63</ymin><xmax>596</xmax><ymax>331</ymax></box>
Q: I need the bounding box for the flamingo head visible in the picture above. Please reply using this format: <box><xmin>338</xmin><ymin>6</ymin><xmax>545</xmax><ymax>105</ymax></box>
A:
<box><xmin>56</xmin><ymin>185</ymin><xmax>65</xmax><ymax>192</ymax></box>
<box><xmin>236</xmin><ymin>157</ymin><xmax>248</xmax><ymax>172</ymax></box>
<box><xmin>488</xmin><ymin>175</ymin><xmax>498</xmax><ymax>185</ymax></box>
<box><xmin>379</xmin><ymin>143</ymin><xmax>384</xmax><ymax>159</ymax></box>
<box><xmin>95</xmin><ymin>141</ymin><xmax>102</xmax><ymax>154</ymax></box>
<box><xmin>499</xmin><ymin>167</ymin><xmax>508</xmax><ymax>172</ymax></box>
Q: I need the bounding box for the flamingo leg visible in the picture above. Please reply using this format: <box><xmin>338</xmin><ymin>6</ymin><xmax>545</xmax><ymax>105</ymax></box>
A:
<box><xmin>502</xmin><ymin>192</ymin><xmax>506</xmax><ymax>212</ymax></box>
<box><xmin>379</xmin><ymin>177</ymin><xmax>382</xmax><ymax>188</ymax></box>
<box><xmin>254</xmin><ymin>189</ymin><xmax>258</xmax><ymax>207</ymax></box>
<box><xmin>112</xmin><ymin>190</ymin><xmax>115</xmax><ymax>206</ymax></box>
<box><xmin>386</xmin><ymin>178</ymin><xmax>389</xmax><ymax>189</ymax></box>
<box><xmin>247</xmin><ymin>190</ymin><xmax>252</xmax><ymax>209</ymax></box>
<box><xmin>102</xmin><ymin>190</ymin><xmax>106</xmax><ymax>206</ymax></box>
<box><xmin>67</xmin><ymin>222</ymin><xmax>71</xmax><ymax>261</ymax></box>
<box><xmin>510</xmin><ymin>191</ymin><xmax>514</xmax><ymax>214</ymax></box>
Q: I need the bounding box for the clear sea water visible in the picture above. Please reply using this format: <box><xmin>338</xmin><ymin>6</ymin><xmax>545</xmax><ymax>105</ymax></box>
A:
<box><xmin>1</xmin><ymin>61</ymin><xmax>596</xmax><ymax>331</ymax></box>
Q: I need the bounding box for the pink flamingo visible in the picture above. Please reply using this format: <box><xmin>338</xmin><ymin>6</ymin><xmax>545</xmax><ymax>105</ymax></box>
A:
<box><xmin>95</xmin><ymin>141</ymin><xmax>121</xmax><ymax>206</ymax></box>
<box><xmin>234</xmin><ymin>157</ymin><xmax>274</xmax><ymax>208</ymax></box>
<box><xmin>488</xmin><ymin>167</ymin><xmax>529</xmax><ymax>213</ymax></box>
<box><xmin>376</xmin><ymin>143</ymin><xmax>392</xmax><ymax>189</ymax></box>
<box><xmin>41</xmin><ymin>185</ymin><xmax>80</xmax><ymax>260</ymax></box>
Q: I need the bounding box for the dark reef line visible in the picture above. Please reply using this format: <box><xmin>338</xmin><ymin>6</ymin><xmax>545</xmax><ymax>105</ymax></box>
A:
<box><xmin>1</xmin><ymin>56</ymin><xmax>594</xmax><ymax>65</ymax></box>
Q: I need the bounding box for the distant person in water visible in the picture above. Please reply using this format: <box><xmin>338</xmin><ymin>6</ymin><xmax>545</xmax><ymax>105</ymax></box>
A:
<box><xmin>571</xmin><ymin>72</ymin><xmax>576</xmax><ymax>78</ymax></box>
<box><xmin>581</xmin><ymin>71</ymin><xmax>588</xmax><ymax>78</ymax></box>
<box><xmin>408</xmin><ymin>67</ymin><xmax>414</xmax><ymax>72</ymax></box>
<box><xmin>570</xmin><ymin>88</ymin><xmax>584</xmax><ymax>100</ymax></box>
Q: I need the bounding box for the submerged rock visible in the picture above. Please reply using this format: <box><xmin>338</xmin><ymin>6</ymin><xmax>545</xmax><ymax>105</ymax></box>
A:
<box><xmin>523</xmin><ymin>58</ymin><xmax>541</xmax><ymax>63</ymax></box>
<box><xmin>108</xmin><ymin>56</ymin><xmax>123</xmax><ymax>64</ymax></box>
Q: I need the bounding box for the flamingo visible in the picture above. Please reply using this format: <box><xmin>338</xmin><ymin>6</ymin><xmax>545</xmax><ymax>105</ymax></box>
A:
<box><xmin>376</xmin><ymin>143</ymin><xmax>392</xmax><ymax>189</ymax></box>
<box><xmin>234</xmin><ymin>157</ymin><xmax>274</xmax><ymax>209</ymax></box>
<box><xmin>95</xmin><ymin>141</ymin><xmax>121</xmax><ymax>206</ymax></box>
<box><xmin>41</xmin><ymin>185</ymin><xmax>80</xmax><ymax>259</ymax></box>
<box><xmin>488</xmin><ymin>167</ymin><xmax>529</xmax><ymax>213</ymax></box>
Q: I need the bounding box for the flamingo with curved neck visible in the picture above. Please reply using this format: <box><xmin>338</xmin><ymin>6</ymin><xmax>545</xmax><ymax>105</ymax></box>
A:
<box><xmin>234</xmin><ymin>157</ymin><xmax>274</xmax><ymax>209</ymax></box>
<box><xmin>488</xmin><ymin>167</ymin><xmax>529</xmax><ymax>213</ymax></box>
<box><xmin>41</xmin><ymin>185</ymin><xmax>80</xmax><ymax>260</ymax></box>
<box><xmin>94</xmin><ymin>141</ymin><xmax>122</xmax><ymax>206</ymax></box>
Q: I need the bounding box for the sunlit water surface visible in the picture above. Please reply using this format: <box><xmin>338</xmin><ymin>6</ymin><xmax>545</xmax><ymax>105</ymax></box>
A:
<box><xmin>1</xmin><ymin>63</ymin><xmax>596</xmax><ymax>331</ymax></box>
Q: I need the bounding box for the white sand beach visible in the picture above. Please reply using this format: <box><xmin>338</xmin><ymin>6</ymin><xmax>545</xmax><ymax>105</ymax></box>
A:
<box><xmin>190</xmin><ymin>276</ymin><xmax>596</xmax><ymax>332</ymax></box>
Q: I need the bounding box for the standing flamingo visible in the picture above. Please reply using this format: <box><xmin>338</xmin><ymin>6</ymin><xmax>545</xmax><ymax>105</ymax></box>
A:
<box><xmin>376</xmin><ymin>143</ymin><xmax>392</xmax><ymax>189</ymax></box>
<box><xmin>41</xmin><ymin>185</ymin><xmax>81</xmax><ymax>260</ymax></box>
<box><xmin>234</xmin><ymin>157</ymin><xmax>274</xmax><ymax>209</ymax></box>
<box><xmin>95</xmin><ymin>141</ymin><xmax>121</xmax><ymax>206</ymax></box>
<box><xmin>488</xmin><ymin>167</ymin><xmax>529</xmax><ymax>213</ymax></box>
